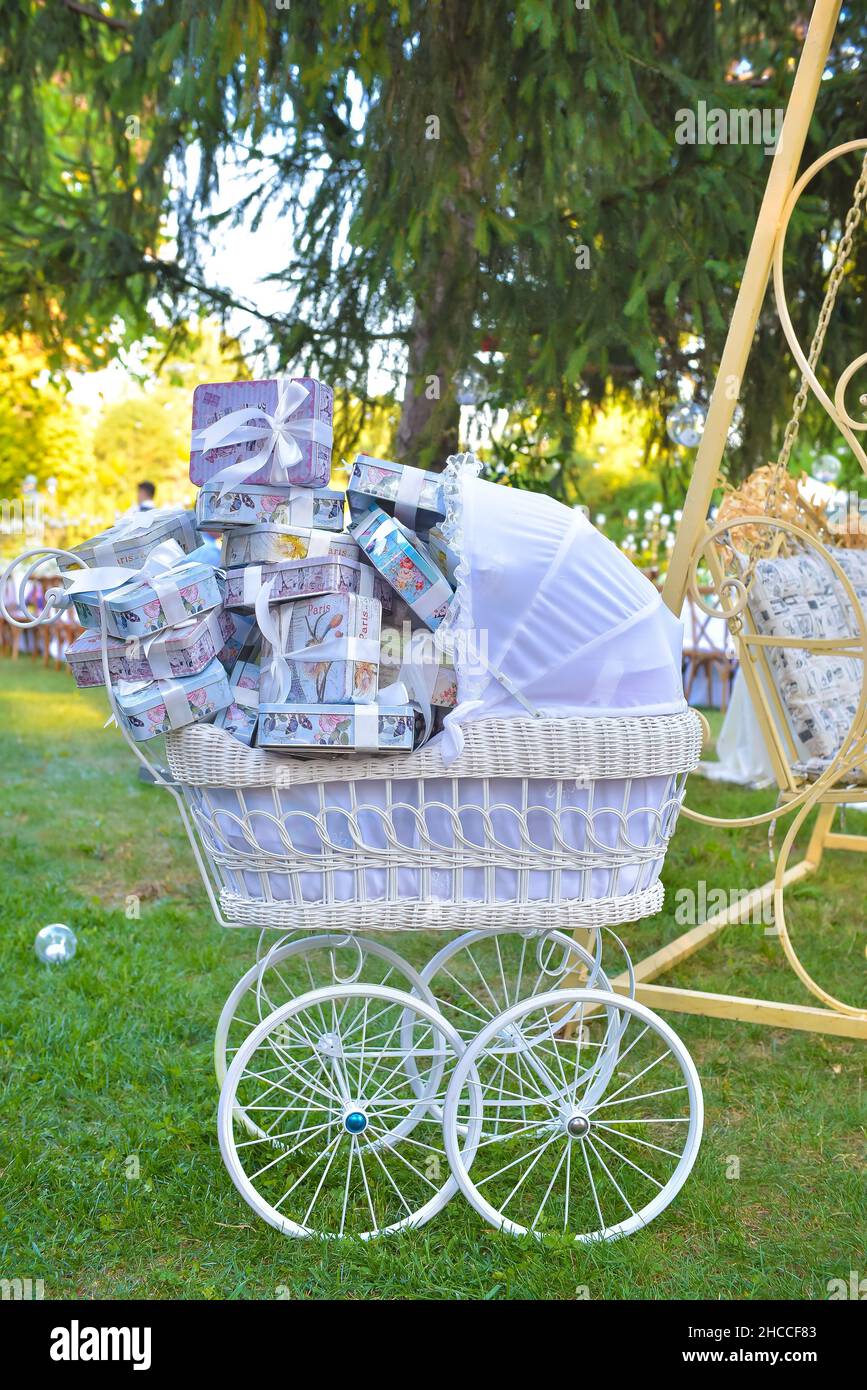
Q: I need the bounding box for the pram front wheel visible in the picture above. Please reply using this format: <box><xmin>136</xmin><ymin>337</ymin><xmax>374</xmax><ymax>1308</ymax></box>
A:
<box><xmin>443</xmin><ymin>988</ymin><xmax>703</xmax><ymax>1242</ymax></box>
<box><xmin>218</xmin><ymin>983</ymin><xmax>481</xmax><ymax>1239</ymax></box>
<box><xmin>412</xmin><ymin>927</ymin><xmax>624</xmax><ymax>1132</ymax></box>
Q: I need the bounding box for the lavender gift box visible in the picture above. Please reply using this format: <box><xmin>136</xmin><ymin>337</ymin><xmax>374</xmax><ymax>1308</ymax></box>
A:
<box><xmin>66</xmin><ymin>608</ymin><xmax>237</xmax><ymax>687</ymax></box>
<box><xmin>350</xmin><ymin>506</ymin><xmax>453</xmax><ymax>631</ymax></box>
<box><xmin>190</xmin><ymin>377</ymin><xmax>333</xmax><ymax>488</ymax></box>
<box><xmin>71</xmin><ymin>559</ymin><xmax>224</xmax><ymax>639</ymax></box>
<box><xmin>258</xmin><ymin>702</ymin><xmax>419</xmax><ymax>753</ymax></box>
<box><xmin>221</xmin><ymin>526</ymin><xmax>358</xmax><ymax>570</ymax></box>
<box><xmin>224</xmin><ymin>555</ymin><xmax>393</xmax><ymax>613</ymax></box>
<box><xmin>196</xmin><ymin>481</ymin><xmax>344</xmax><ymax>532</ymax></box>
<box><xmin>259</xmin><ymin>592</ymin><xmax>381</xmax><ymax>706</ymax></box>
<box><xmin>347</xmin><ymin>456</ymin><xmax>445</xmax><ymax>532</ymax></box>
<box><xmin>58</xmin><ymin>508</ymin><xmax>198</xmax><ymax>573</ymax></box>
<box><xmin>213</xmin><ymin>650</ymin><xmax>261</xmax><ymax>746</ymax></box>
<box><xmin>113</xmin><ymin>659</ymin><xmax>232</xmax><ymax>742</ymax></box>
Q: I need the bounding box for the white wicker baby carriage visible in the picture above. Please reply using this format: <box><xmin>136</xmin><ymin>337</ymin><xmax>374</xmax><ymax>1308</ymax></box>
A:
<box><xmin>5</xmin><ymin>519</ymin><xmax>705</xmax><ymax>1243</ymax></box>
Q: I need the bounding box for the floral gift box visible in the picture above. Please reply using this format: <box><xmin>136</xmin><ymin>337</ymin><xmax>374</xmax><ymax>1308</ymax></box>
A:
<box><xmin>215</xmin><ymin>611</ymin><xmax>256</xmax><ymax>670</ymax></box>
<box><xmin>57</xmin><ymin>507</ymin><xmax>199</xmax><ymax>573</ymax></box>
<box><xmin>350</xmin><ymin>506</ymin><xmax>453</xmax><ymax>631</ymax></box>
<box><xmin>221</xmin><ymin>526</ymin><xmax>358</xmax><ymax>570</ymax></box>
<box><xmin>113</xmin><ymin>659</ymin><xmax>232</xmax><ymax>742</ymax></box>
<box><xmin>71</xmin><ymin>559</ymin><xmax>225</xmax><ymax>640</ymax></box>
<box><xmin>258</xmin><ymin>702</ymin><xmax>419</xmax><ymax>753</ymax></box>
<box><xmin>224</xmin><ymin>555</ymin><xmax>393</xmax><ymax>613</ymax></box>
<box><xmin>66</xmin><ymin>608</ymin><xmax>237</xmax><ymax>688</ymax></box>
<box><xmin>213</xmin><ymin>651</ymin><xmax>261</xmax><ymax>746</ymax></box>
<box><xmin>347</xmin><ymin>455</ymin><xmax>445</xmax><ymax>532</ymax></box>
<box><xmin>196</xmin><ymin>481</ymin><xmax>345</xmax><ymax>532</ymax></box>
<box><xmin>190</xmin><ymin>376</ymin><xmax>333</xmax><ymax>489</ymax></box>
<box><xmin>259</xmin><ymin>592</ymin><xmax>381</xmax><ymax>706</ymax></box>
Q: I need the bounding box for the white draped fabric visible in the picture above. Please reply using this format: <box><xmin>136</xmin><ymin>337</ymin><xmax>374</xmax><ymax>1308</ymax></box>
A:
<box><xmin>440</xmin><ymin>473</ymin><xmax>687</xmax><ymax>762</ymax></box>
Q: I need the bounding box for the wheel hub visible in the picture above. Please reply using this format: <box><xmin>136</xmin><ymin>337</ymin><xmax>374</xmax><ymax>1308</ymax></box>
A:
<box><xmin>343</xmin><ymin>1109</ymin><xmax>368</xmax><ymax>1135</ymax></box>
<box><xmin>315</xmin><ymin>1031</ymin><xmax>343</xmax><ymax>1059</ymax></box>
<box><xmin>565</xmin><ymin>1111</ymin><xmax>591</xmax><ymax>1139</ymax></box>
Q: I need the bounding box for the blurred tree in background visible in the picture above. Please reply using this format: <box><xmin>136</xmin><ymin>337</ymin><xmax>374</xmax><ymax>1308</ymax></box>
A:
<box><xmin>1</xmin><ymin>1</ymin><xmax>866</xmax><ymax>515</ymax></box>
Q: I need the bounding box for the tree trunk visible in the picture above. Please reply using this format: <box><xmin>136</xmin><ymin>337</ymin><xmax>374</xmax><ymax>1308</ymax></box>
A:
<box><xmin>396</xmin><ymin>297</ymin><xmax>462</xmax><ymax>470</ymax></box>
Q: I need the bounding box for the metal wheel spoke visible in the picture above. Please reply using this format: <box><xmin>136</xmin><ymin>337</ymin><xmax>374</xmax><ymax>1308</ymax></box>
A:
<box><xmin>589</xmin><ymin>1130</ymin><xmax>666</xmax><ymax>1189</ymax></box>
<box><xmin>592</xmin><ymin>1121</ymin><xmax>683</xmax><ymax>1160</ymax></box>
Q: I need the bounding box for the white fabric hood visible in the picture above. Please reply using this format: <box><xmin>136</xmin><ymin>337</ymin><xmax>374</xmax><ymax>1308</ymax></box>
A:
<box><xmin>438</xmin><ymin>464</ymin><xmax>686</xmax><ymax>762</ymax></box>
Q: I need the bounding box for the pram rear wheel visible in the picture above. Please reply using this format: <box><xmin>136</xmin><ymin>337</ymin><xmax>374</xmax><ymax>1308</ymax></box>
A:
<box><xmin>218</xmin><ymin>983</ymin><xmax>481</xmax><ymax>1239</ymax></box>
<box><xmin>215</xmin><ymin>934</ymin><xmax>435</xmax><ymax>1137</ymax></box>
<box><xmin>443</xmin><ymin>988</ymin><xmax>702</xmax><ymax>1242</ymax></box>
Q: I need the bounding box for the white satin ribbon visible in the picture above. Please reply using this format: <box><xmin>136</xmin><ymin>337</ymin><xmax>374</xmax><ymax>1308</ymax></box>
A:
<box><xmin>394</xmin><ymin>467</ymin><xmax>426</xmax><ymax>529</ymax></box>
<box><xmin>192</xmin><ymin>379</ymin><xmax>333</xmax><ymax>497</ymax></box>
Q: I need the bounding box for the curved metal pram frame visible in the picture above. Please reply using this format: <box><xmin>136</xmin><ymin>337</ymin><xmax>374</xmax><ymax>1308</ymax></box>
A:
<box><xmin>2</xmin><ymin>546</ymin><xmax>705</xmax><ymax>1242</ymax></box>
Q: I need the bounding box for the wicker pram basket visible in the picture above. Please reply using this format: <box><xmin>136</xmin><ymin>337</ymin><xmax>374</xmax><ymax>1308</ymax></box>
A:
<box><xmin>166</xmin><ymin>709</ymin><xmax>702</xmax><ymax>933</ymax></box>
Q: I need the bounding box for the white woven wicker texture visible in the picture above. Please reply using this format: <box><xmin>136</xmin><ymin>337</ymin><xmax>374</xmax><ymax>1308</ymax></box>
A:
<box><xmin>165</xmin><ymin>712</ymin><xmax>701</xmax><ymax>931</ymax></box>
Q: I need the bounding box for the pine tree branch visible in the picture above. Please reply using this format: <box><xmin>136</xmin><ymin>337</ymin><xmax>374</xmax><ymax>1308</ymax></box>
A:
<box><xmin>59</xmin><ymin>1</ymin><xmax>134</xmax><ymax>35</ymax></box>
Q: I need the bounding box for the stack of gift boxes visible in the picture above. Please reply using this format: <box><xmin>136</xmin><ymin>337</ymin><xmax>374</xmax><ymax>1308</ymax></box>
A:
<box><xmin>62</xmin><ymin>376</ymin><xmax>459</xmax><ymax>755</ymax></box>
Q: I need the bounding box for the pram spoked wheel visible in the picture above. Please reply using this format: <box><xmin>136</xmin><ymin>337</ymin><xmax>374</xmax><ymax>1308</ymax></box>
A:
<box><xmin>218</xmin><ymin>983</ymin><xmax>480</xmax><ymax>1239</ymax></box>
<box><xmin>215</xmin><ymin>933</ymin><xmax>434</xmax><ymax>1136</ymax></box>
<box><xmin>443</xmin><ymin>989</ymin><xmax>703</xmax><ymax>1242</ymax></box>
<box><xmin>411</xmin><ymin>927</ymin><xmax>626</xmax><ymax>1132</ymax></box>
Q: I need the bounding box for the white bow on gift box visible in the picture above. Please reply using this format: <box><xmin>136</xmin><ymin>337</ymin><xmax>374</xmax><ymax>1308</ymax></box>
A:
<box><xmin>191</xmin><ymin>378</ymin><xmax>334</xmax><ymax>499</ymax></box>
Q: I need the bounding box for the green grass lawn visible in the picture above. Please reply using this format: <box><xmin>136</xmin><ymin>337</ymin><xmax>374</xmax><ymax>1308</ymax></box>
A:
<box><xmin>0</xmin><ymin>659</ymin><xmax>864</xmax><ymax>1299</ymax></box>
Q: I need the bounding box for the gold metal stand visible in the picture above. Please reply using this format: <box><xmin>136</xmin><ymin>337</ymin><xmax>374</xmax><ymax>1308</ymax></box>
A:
<box><xmin>647</xmin><ymin>0</ymin><xmax>867</xmax><ymax>1039</ymax></box>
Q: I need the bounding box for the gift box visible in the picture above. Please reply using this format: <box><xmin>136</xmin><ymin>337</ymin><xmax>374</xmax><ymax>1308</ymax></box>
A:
<box><xmin>379</xmin><ymin>625</ymin><xmax>458</xmax><ymax>709</ymax></box>
<box><xmin>113</xmin><ymin>659</ymin><xmax>232</xmax><ymax>742</ymax></box>
<box><xmin>196</xmin><ymin>481</ymin><xmax>344</xmax><ymax>532</ymax></box>
<box><xmin>425</xmin><ymin>525</ymin><xmax>460</xmax><ymax>586</ymax></box>
<box><xmin>190</xmin><ymin>376</ymin><xmax>333</xmax><ymax>489</ymax></box>
<box><xmin>213</xmin><ymin>648</ymin><xmax>261</xmax><ymax>746</ymax></box>
<box><xmin>350</xmin><ymin>506</ymin><xmax>453</xmax><ymax>631</ymax></box>
<box><xmin>347</xmin><ymin>455</ymin><xmax>445</xmax><ymax>532</ymax></box>
<box><xmin>259</xmin><ymin>592</ymin><xmax>381</xmax><ymax>705</ymax></box>
<box><xmin>224</xmin><ymin>555</ymin><xmax>393</xmax><ymax>613</ymax></box>
<box><xmin>57</xmin><ymin>508</ymin><xmax>198</xmax><ymax>573</ymax></box>
<box><xmin>221</xmin><ymin>525</ymin><xmax>358</xmax><ymax>570</ymax></box>
<box><xmin>71</xmin><ymin>558</ymin><xmax>224</xmax><ymax>639</ymax></box>
<box><xmin>215</xmin><ymin>612</ymin><xmax>256</xmax><ymax>670</ymax></box>
<box><xmin>66</xmin><ymin>609</ymin><xmax>238</xmax><ymax>688</ymax></box>
<box><xmin>258</xmin><ymin>702</ymin><xmax>419</xmax><ymax>753</ymax></box>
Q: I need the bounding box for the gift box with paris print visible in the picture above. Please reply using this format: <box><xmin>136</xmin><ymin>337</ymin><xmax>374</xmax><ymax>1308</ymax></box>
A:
<box><xmin>190</xmin><ymin>377</ymin><xmax>333</xmax><ymax>489</ymax></box>
<box><xmin>66</xmin><ymin>608</ymin><xmax>238</xmax><ymax>688</ymax></box>
<box><xmin>70</xmin><ymin>558</ymin><xmax>224</xmax><ymax>640</ymax></box>
<box><xmin>221</xmin><ymin>526</ymin><xmax>358</xmax><ymax>570</ymax></box>
<box><xmin>259</xmin><ymin>592</ymin><xmax>381</xmax><ymax>706</ymax></box>
<box><xmin>258</xmin><ymin>702</ymin><xmax>419</xmax><ymax>753</ymax></box>
<box><xmin>213</xmin><ymin>648</ymin><xmax>262</xmax><ymax>746</ymax></box>
<box><xmin>224</xmin><ymin>554</ymin><xmax>392</xmax><ymax>613</ymax></box>
<box><xmin>56</xmin><ymin>508</ymin><xmax>199</xmax><ymax>574</ymax></box>
<box><xmin>196</xmin><ymin>480</ymin><xmax>345</xmax><ymax>532</ymax></box>
<box><xmin>113</xmin><ymin>660</ymin><xmax>232</xmax><ymax>742</ymax></box>
<box><xmin>347</xmin><ymin>455</ymin><xmax>445</xmax><ymax>532</ymax></box>
<box><xmin>350</xmin><ymin>506</ymin><xmax>453</xmax><ymax>631</ymax></box>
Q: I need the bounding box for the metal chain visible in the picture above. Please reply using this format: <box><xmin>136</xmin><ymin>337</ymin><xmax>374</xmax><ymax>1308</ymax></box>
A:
<box><xmin>730</xmin><ymin>149</ymin><xmax>867</xmax><ymax>602</ymax></box>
